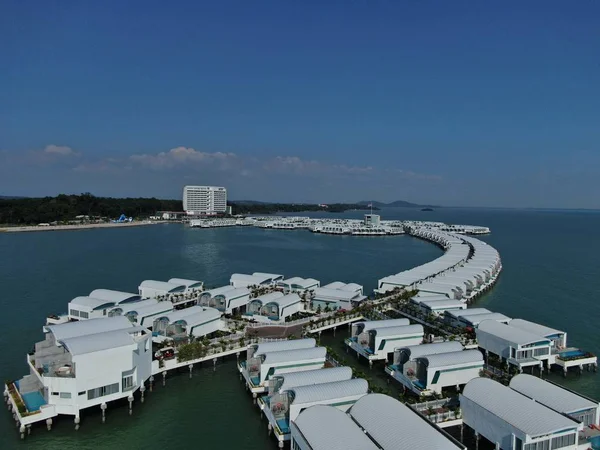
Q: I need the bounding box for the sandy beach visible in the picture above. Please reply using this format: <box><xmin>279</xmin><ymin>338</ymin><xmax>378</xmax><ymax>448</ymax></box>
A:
<box><xmin>0</xmin><ymin>221</ymin><xmax>170</xmax><ymax>233</ymax></box>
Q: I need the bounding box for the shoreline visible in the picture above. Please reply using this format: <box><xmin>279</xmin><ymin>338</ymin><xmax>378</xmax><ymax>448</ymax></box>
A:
<box><xmin>0</xmin><ymin>221</ymin><xmax>170</xmax><ymax>233</ymax></box>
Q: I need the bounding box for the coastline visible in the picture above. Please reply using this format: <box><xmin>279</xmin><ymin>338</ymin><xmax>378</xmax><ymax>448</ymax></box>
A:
<box><xmin>0</xmin><ymin>220</ymin><xmax>170</xmax><ymax>233</ymax></box>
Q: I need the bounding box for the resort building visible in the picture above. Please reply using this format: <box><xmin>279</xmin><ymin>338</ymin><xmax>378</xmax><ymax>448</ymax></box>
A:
<box><xmin>112</xmin><ymin>301</ymin><xmax>174</xmax><ymax>327</ymax></box>
<box><xmin>182</xmin><ymin>185</ymin><xmax>227</xmax><ymax>215</ymax></box>
<box><xmin>444</xmin><ymin>308</ymin><xmax>492</xmax><ymax>327</ymax></box>
<box><xmin>311</xmin><ymin>286</ymin><xmax>366</xmax><ymax>311</ymax></box>
<box><xmin>89</xmin><ymin>289</ymin><xmax>142</xmax><ymax>304</ymax></box>
<box><xmin>476</xmin><ymin>320</ymin><xmax>552</xmax><ymax>370</ymax></box>
<box><xmin>151</xmin><ymin>306</ymin><xmax>222</xmax><ymax>339</ymax></box>
<box><xmin>209</xmin><ymin>287</ymin><xmax>250</xmax><ymax>314</ymax></box>
<box><xmin>509</xmin><ymin>374</ymin><xmax>600</xmax><ymax>426</ymax></box>
<box><xmin>290</xmin><ymin>405</ymin><xmax>380</xmax><ymax>450</ymax></box>
<box><xmin>350</xmin><ymin>318</ymin><xmax>410</xmax><ymax>338</ymax></box>
<box><xmin>167</xmin><ymin>278</ymin><xmax>204</xmax><ymax>292</ymax></box>
<box><xmin>291</xmin><ymin>393</ymin><xmax>467</xmax><ymax>450</ymax></box>
<box><xmin>198</xmin><ymin>285</ymin><xmax>236</xmax><ymax>306</ymax></box>
<box><xmin>267</xmin><ymin>366</ymin><xmax>353</xmax><ymax>396</ymax></box>
<box><xmin>250</xmin><ymin>293</ymin><xmax>302</xmax><ymax>321</ymax></box>
<box><xmin>457</xmin><ymin>312</ymin><xmax>511</xmax><ymax>328</ymax></box>
<box><xmin>247</xmin><ymin>338</ymin><xmax>316</xmax><ymax>359</ymax></box>
<box><xmin>242</xmin><ymin>347</ymin><xmax>327</xmax><ymax>393</ymax></box>
<box><xmin>277</xmin><ymin>277</ymin><xmax>320</xmax><ymax>294</ymax></box>
<box><xmin>415</xmin><ymin>298</ymin><xmax>467</xmax><ymax>316</ymax></box>
<box><xmin>264</xmin><ymin>379</ymin><xmax>368</xmax><ymax>443</ymax></box>
<box><xmin>460</xmin><ymin>378</ymin><xmax>582</xmax><ymax>450</ymax></box>
<box><xmin>138</xmin><ymin>280</ymin><xmax>186</xmax><ymax>299</ymax></box>
<box><xmin>252</xmin><ymin>272</ymin><xmax>284</xmax><ymax>283</ymax></box>
<box><xmin>230</xmin><ymin>273</ymin><xmax>275</xmax><ymax>289</ymax></box>
<box><xmin>508</xmin><ymin>318</ymin><xmax>567</xmax><ymax>349</ymax></box>
<box><xmin>12</xmin><ymin>317</ymin><xmax>152</xmax><ymax>426</ymax></box>
<box><xmin>68</xmin><ymin>296</ymin><xmax>121</xmax><ymax>321</ymax></box>
<box><xmin>247</xmin><ymin>292</ymin><xmax>285</xmax><ymax>316</ymax></box>
<box><xmin>346</xmin><ymin>323</ymin><xmax>424</xmax><ymax>361</ymax></box>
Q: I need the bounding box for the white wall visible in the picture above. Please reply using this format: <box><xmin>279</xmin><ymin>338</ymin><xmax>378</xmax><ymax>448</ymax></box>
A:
<box><xmin>426</xmin><ymin>363</ymin><xmax>483</xmax><ymax>394</ymax></box>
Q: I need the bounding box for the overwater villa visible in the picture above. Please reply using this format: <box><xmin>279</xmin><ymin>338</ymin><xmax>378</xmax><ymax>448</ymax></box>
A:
<box><xmin>151</xmin><ymin>306</ymin><xmax>222</xmax><ymax>339</ymax></box>
<box><xmin>458</xmin><ymin>312</ymin><xmax>512</xmax><ymax>328</ymax></box>
<box><xmin>138</xmin><ymin>280</ymin><xmax>186</xmax><ymax>299</ymax></box>
<box><xmin>247</xmin><ymin>338</ymin><xmax>316</xmax><ymax>360</ymax></box>
<box><xmin>267</xmin><ymin>366</ymin><xmax>353</xmax><ymax>396</ymax></box>
<box><xmin>167</xmin><ymin>278</ymin><xmax>204</xmax><ymax>292</ymax></box>
<box><xmin>68</xmin><ymin>296</ymin><xmax>121</xmax><ymax>321</ymax></box>
<box><xmin>209</xmin><ymin>287</ymin><xmax>251</xmax><ymax>314</ymax></box>
<box><xmin>198</xmin><ymin>285</ymin><xmax>236</xmax><ymax>306</ymax></box>
<box><xmin>7</xmin><ymin>317</ymin><xmax>152</xmax><ymax>432</ymax></box>
<box><xmin>444</xmin><ymin>308</ymin><xmax>492</xmax><ymax>326</ymax></box>
<box><xmin>311</xmin><ymin>284</ymin><xmax>366</xmax><ymax>311</ymax></box>
<box><xmin>461</xmin><ymin>378</ymin><xmax>582</xmax><ymax>450</ymax></box>
<box><xmin>290</xmin><ymin>393</ymin><xmax>466</xmax><ymax>450</ymax></box>
<box><xmin>277</xmin><ymin>277</ymin><xmax>320</xmax><ymax>294</ymax></box>
<box><xmin>264</xmin><ymin>379</ymin><xmax>369</xmax><ymax>443</ymax></box>
<box><xmin>250</xmin><ymin>293</ymin><xmax>302</xmax><ymax>321</ymax></box>
<box><xmin>108</xmin><ymin>300</ymin><xmax>173</xmax><ymax>326</ymax></box>
<box><xmin>230</xmin><ymin>273</ymin><xmax>276</xmax><ymax>289</ymax></box>
<box><xmin>247</xmin><ymin>291</ymin><xmax>285</xmax><ymax>314</ymax></box>
<box><xmin>346</xmin><ymin>322</ymin><xmax>424</xmax><ymax>361</ymax></box>
<box><xmin>241</xmin><ymin>347</ymin><xmax>327</xmax><ymax>393</ymax></box>
<box><xmin>89</xmin><ymin>289</ymin><xmax>142</xmax><ymax>304</ymax></box>
<box><xmin>414</xmin><ymin>297</ymin><xmax>467</xmax><ymax>316</ymax></box>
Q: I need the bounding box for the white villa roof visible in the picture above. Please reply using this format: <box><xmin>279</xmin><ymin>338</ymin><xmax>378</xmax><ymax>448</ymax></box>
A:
<box><xmin>128</xmin><ymin>302</ymin><xmax>173</xmax><ymax>320</ymax></box>
<box><xmin>155</xmin><ymin>306</ymin><xmax>219</xmax><ymax>324</ymax></box>
<box><xmin>279</xmin><ymin>277</ymin><xmax>320</xmax><ymax>288</ymax></box>
<box><xmin>419</xmin><ymin>350</ymin><xmax>483</xmax><ymax>368</ymax></box>
<box><xmin>139</xmin><ymin>280</ymin><xmax>185</xmax><ymax>293</ymax></box>
<box><xmin>276</xmin><ymin>367</ymin><xmax>353</xmax><ymax>392</ymax></box>
<box><xmin>321</xmin><ymin>281</ymin><xmax>347</xmax><ymax>290</ymax></box>
<box><xmin>113</xmin><ymin>299</ymin><xmax>159</xmax><ymax>314</ymax></box>
<box><xmin>356</xmin><ymin>319</ymin><xmax>410</xmax><ymax>333</ymax></box>
<box><xmin>46</xmin><ymin>316</ymin><xmax>133</xmax><ymax>341</ymax></box>
<box><xmin>290</xmin><ymin>379</ymin><xmax>368</xmax><ymax>405</ymax></box>
<box><xmin>293</xmin><ymin>405</ymin><xmax>379</xmax><ymax>450</ymax></box>
<box><xmin>168</xmin><ymin>278</ymin><xmax>204</xmax><ymax>289</ymax></box>
<box><xmin>462</xmin><ymin>312</ymin><xmax>511</xmax><ymax>326</ymax></box>
<box><xmin>252</xmin><ymin>272</ymin><xmax>283</xmax><ymax>281</ymax></box>
<box><xmin>262</xmin><ymin>346</ymin><xmax>326</xmax><ymax>364</ymax></box>
<box><xmin>350</xmin><ymin>394</ymin><xmax>463</xmax><ymax>450</ymax></box>
<box><xmin>89</xmin><ymin>289</ymin><xmax>141</xmax><ymax>304</ymax></box>
<box><xmin>214</xmin><ymin>287</ymin><xmax>250</xmax><ymax>299</ymax></box>
<box><xmin>339</xmin><ymin>283</ymin><xmax>362</xmax><ymax>293</ymax></box>
<box><xmin>461</xmin><ymin>378</ymin><xmax>580</xmax><ymax>438</ymax></box>
<box><xmin>252</xmin><ymin>338</ymin><xmax>315</xmax><ymax>356</ymax></box>
<box><xmin>170</xmin><ymin>307</ymin><xmax>221</xmax><ymax>327</ymax></box>
<box><xmin>419</xmin><ymin>299</ymin><xmax>466</xmax><ymax>309</ymax></box>
<box><xmin>251</xmin><ymin>292</ymin><xmax>285</xmax><ymax>304</ymax></box>
<box><xmin>477</xmin><ymin>320</ymin><xmax>550</xmax><ymax>347</ymax></box>
<box><xmin>60</xmin><ymin>329</ymin><xmax>138</xmax><ymax>356</ymax></box>
<box><xmin>69</xmin><ymin>296</ymin><xmax>115</xmax><ymax>310</ymax></box>
<box><xmin>509</xmin><ymin>374</ymin><xmax>598</xmax><ymax>415</ymax></box>
<box><xmin>372</xmin><ymin>324</ymin><xmax>424</xmax><ymax>338</ymax></box>
<box><xmin>448</xmin><ymin>308</ymin><xmax>491</xmax><ymax>318</ymax></box>
<box><xmin>230</xmin><ymin>273</ymin><xmax>272</xmax><ymax>285</ymax></box>
<box><xmin>397</xmin><ymin>342</ymin><xmax>464</xmax><ymax>360</ymax></box>
<box><xmin>264</xmin><ymin>293</ymin><xmax>301</xmax><ymax>308</ymax></box>
<box><xmin>508</xmin><ymin>319</ymin><xmax>564</xmax><ymax>338</ymax></box>
<box><xmin>313</xmin><ymin>287</ymin><xmax>360</xmax><ymax>301</ymax></box>
<box><xmin>203</xmin><ymin>285</ymin><xmax>236</xmax><ymax>297</ymax></box>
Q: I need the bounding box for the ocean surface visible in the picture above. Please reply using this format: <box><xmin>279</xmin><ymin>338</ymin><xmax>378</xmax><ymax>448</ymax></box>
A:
<box><xmin>1</xmin><ymin>207</ymin><xmax>599</xmax><ymax>449</ymax></box>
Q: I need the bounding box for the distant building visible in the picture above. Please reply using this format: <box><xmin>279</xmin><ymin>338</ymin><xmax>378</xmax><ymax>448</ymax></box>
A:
<box><xmin>183</xmin><ymin>186</ymin><xmax>227</xmax><ymax>215</ymax></box>
<box><xmin>364</xmin><ymin>214</ymin><xmax>380</xmax><ymax>227</ymax></box>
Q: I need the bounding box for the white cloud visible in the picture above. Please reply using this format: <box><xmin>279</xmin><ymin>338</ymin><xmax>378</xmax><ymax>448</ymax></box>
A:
<box><xmin>129</xmin><ymin>146</ymin><xmax>237</xmax><ymax>170</ymax></box>
<box><xmin>44</xmin><ymin>145</ymin><xmax>78</xmax><ymax>156</ymax></box>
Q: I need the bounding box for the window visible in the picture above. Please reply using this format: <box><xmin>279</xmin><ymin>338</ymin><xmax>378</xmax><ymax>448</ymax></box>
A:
<box><xmin>59</xmin><ymin>392</ymin><xmax>71</xmax><ymax>399</ymax></box>
<box><xmin>87</xmin><ymin>383</ymin><xmax>119</xmax><ymax>400</ymax></box>
<box><xmin>69</xmin><ymin>309</ymin><xmax>80</xmax><ymax>317</ymax></box>
<box><xmin>122</xmin><ymin>369</ymin><xmax>136</xmax><ymax>391</ymax></box>
<box><xmin>551</xmin><ymin>433</ymin><xmax>576</xmax><ymax>449</ymax></box>
<box><xmin>524</xmin><ymin>440</ymin><xmax>550</xmax><ymax>450</ymax></box>
<box><xmin>51</xmin><ymin>391</ymin><xmax>59</xmax><ymax>396</ymax></box>
<box><xmin>79</xmin><ymin>311</ymin><xmax>89</xmax><ymax>319</ymax></box>
<box><xmin>78</xmin><ymin>391</ymin><xmax>86</xmax><ymax>396</ymax></box>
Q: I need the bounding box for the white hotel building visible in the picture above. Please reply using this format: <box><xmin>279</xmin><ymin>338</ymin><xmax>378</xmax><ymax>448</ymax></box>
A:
<box><xmin>183</xmin><ymin>185</ymin><xmax>227</xmax><ymax>215</ymax></box>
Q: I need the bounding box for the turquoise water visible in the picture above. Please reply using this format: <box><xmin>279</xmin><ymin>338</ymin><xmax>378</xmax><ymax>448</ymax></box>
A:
<box><xmin>1</xmin><ymin>207</ymin><xmax>599</xmax><ymax>448</ymax></box>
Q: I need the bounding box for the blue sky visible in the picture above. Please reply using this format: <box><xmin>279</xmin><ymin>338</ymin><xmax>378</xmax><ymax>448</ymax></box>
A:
<box><xmin>1</xmin><ymin>1</ymin><xmax>599</xmax><ymax>207</ymax></box>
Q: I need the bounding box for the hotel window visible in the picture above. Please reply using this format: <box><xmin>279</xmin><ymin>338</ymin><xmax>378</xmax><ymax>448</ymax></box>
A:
<box><xmin>87</xmin><ymin>383</ymin><xmax>119</xmax><ymax>400</ymax></box>
<box><xmin>122</xmin><ymin>368</ymin><xmax>135</xmax><ymax>391</ymax></box>
<box><xmin>551</xmin><ymin>433</ymin><xmax>576</xmax><ymax>449</ymax></box>
<box><xmin>59</xmin><ymin>392</ymin><xmax>71</xmax><ymax>399</ymax></box>
<box><xmin>524</xmin><ymin>440</ymin><xmax>550</xmax><ymax>450</ymax></box>
<box><xmin>69</xmin><ymin>309</ymin><xmax>80</xmax><ymax>317</ymax></box>
<box><xmin>79</xmin><ymin>311</ymin><xmax>89</xmax><ymax>319</ymax></box>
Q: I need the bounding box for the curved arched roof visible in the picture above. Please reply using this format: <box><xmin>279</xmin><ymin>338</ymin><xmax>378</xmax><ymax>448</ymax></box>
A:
<box><xmin>139</xmin><ymin>280</ymin><xmax>186</xmax><ymax>293</ymax></box>
<box><xmin>262</xmin><ymin>346</ymin><xmax>326</xmax><ymax>364</ymax></box>
<box><xmin>509</xmin><ymin>374</ymin><xmax>597</xmax><ymax>415</ymax></box>
<box><xmin>462</xmin><ymin>378</ymin><xmax>580</xmax><ymax>438</ymax></box>
<box><xmin>263</xmin><ymin>293</ymin><xmax>301</xmax><ymax>308</ymax></box>
<box><xmin>168</xmin><ymin>278</ymin><xmax>204</xmax><ymax>289</ymax></box>
<box><xmin>69</xmin><ymin>296</ymin><xmax>115</xmax><ymax>311</ymax></box>
<box><xmin>293</xmin><ymin>405</ymin><xmax>379</xmax><ymax>450</ymax></box>
<box><xmin>418</xmin><ymin>349</ymin><xmax>483</xmax><ymax>368</ymax></box>
<box><xmin>350</xmin><ymin>394</ymin><xmax>463</xmax><ymax>450</ymax></box>
<box><xmin>251</xmin><ymin>338</ymin><xmax>315</xmax><ymax>357</ymax></box>
<box><xmin>89</xmin><ymin>289</ymin><xmax>141</xmax><ymax>304</ymax></box>
<box><xmin>354</xmin><ymin>318</ymin><xmax>410</xmax><ymax>334</ymax></box>
<box><xmin>371</xmin><ymin>324</ymin><xmax>424</xmax><ymax>338</ymax></box>
<box><xmin>289</xmin><ymin>379</ymin><xmax>368</xmax><ymax>405</ymax></box>
<box><xmin>275</xmin><ymin>367</ymin><xmax>353</xmax><ymax>393</ymax></box>
<box><xmin>46</xmin><ymin>316</ymin><xmax>133</xmax><ymax>341</ymax></box>
<box><xmin>396</xmin><ymin>341</ymin><xmax>464</xmax><ymax>360</ymax></box>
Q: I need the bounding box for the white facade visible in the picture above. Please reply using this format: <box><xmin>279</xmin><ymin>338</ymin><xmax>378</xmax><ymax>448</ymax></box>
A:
<box><xmin>211</xmin><ymin>287</ymin><xmax>250</xmax><ymax>314</ymax></box>
<box><xmin>138</xmin><ymin>280</ymin><xmax>186</xmax><ymax>299</ymax></box>
<box><xmin>152</xmin><ymin>306</ymin><xmax>222</xmax><ymax>338</ymax></box>
<box><xmin>68</xmin><ymin>296</ymin><xmax>117</xmax><ymax>321</ymax></box>
<box><xmin>230</xmin><ymin>273</ymin><xmax>274</xmax><ymax>288</ymax></box>
<box><xmin>415</xmin><ymin>350</ymin><xmax>484</xmax><ymax>395</ymax></box>
<box><xmin>23</xmin><ymin>317</ymin><xmax>152</xmax><ymax>420</ymax></box>
<box><xmin>183</xmin><ymin>185</ymin><xmax>227</xmax><ymax>215</ymax></box>
<box><xmin>278</xmin><ymin>277</ymin><xmax>320</xmax><ymax>293</ymax></box>
<box><xmin>461</xmin><ymin>378</ymin><xmax>581</xmax><ymax>450</ymax></box>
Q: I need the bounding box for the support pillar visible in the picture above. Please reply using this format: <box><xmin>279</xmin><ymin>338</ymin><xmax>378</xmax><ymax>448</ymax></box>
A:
<box><xmin>563</xmin><ymin>368</ymin><xmax>567</xmax><ymax>378</ymax></box>
<box><xmin>253</xmin><ymin>392</ymin><xmax>257</xmax><ymax>405</ymax></box>
<box><xmin>189</xmin><ymin>364</ymin><xmax>194</xmax><ymax>379</ymax></box>
<box><xmin>369</xmin><ymin>360</ymin><xmax>373</xmax><ymax>370</ymax></box>
<box><xmin>149</xmin><ymin>376</ymin><xmax>154</xmax><ymax>392</ymax></box>
<box><xmin>268</xmin><ymin>423</ymin><xmax>272</xmax><ymax>435</ymax></box>
<box><xmin>278</xmin><ymin>441</ymin><xmax>284</xmax><ymax>448</ymax></box>
<box><xmin>74</xmin><ymin>415</ymin><xmax>80</xmax><ymax>431</ymax></box>
<box><xmin>162</xmin><ymin>371</ymin><xmax>167</xmax><ymax>386</ymax></box>
<box><xmin>27</xmin><ymin>425</ymin><xmax>31</xmax><ymax>435</ymax></box>
<box><xmin>20</xmin><ymin>424</ymin><xmax>26</xmax><ymax>440</ymax></box>
<box><xmin>46</xmin><ymin>418</ymin><xmax>52</xmax><ymax>431</ymax></box>
<box><xmin>460</xmin><ymin>423</ymin><xmax>464</xmax><ymax>442</ymax></box>
<box><xmin>101</xmin><ymin>403</ymin><xmax>107</xmax><ymax>423</ymax></box>
<box><xmin>475</xmin><ymin>432</ymin><xmax>480</xmax><ymax>450</ymax></box>
<box><xmin>128</xmin><ymin>395</ymin><xmax>134</xmax><ymax>415</ymax></box>
<box><xmin>140</xmin><ymin>385</ymin><xmax>146</xmax><ymax>403</ymax></box>
<box><xmin>213</xmin><ymin>358</ymin><xmax>217</xmax><ymax>371</ymax></box>
<box><xmin>333</xmin><ymin>327</ymin><xmax>336</xmax><ymax>336</ymax></box>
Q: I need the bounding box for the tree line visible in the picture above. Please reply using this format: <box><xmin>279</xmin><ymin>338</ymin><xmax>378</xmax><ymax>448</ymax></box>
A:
<box><xmin>0</xmin><ymin>194</ymin><xmax>376</xmax><ymax>225</ymax></box>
